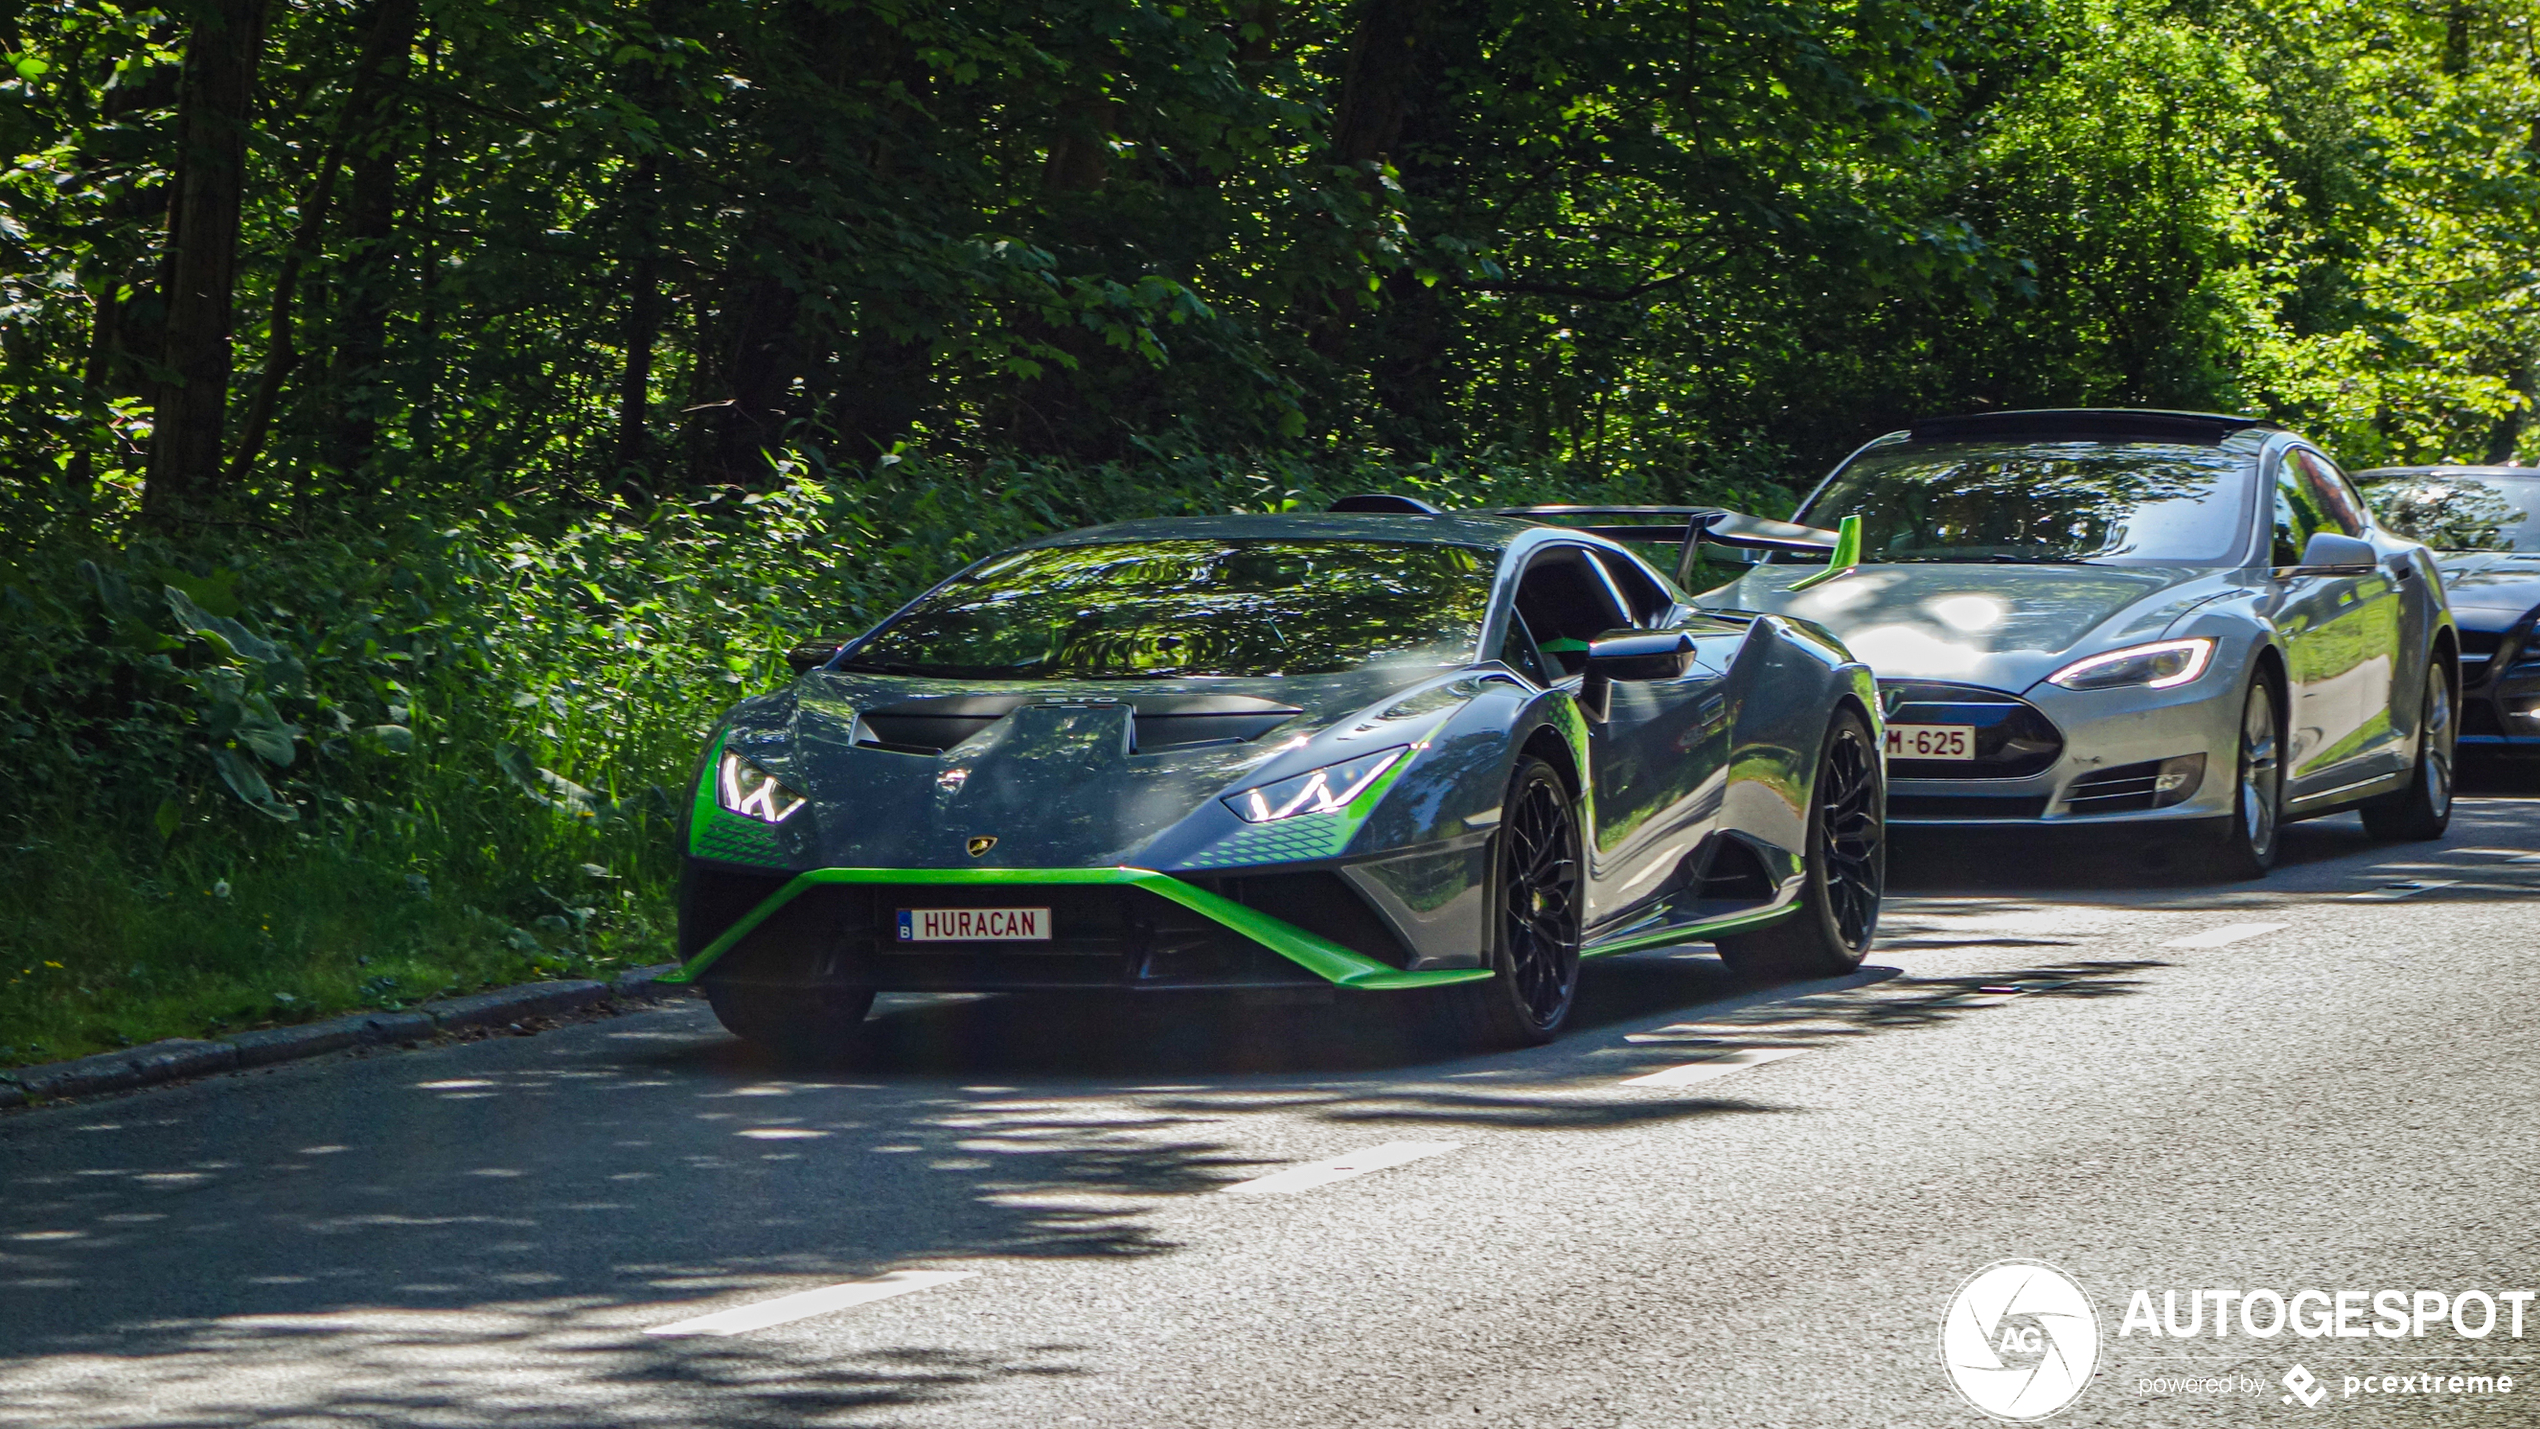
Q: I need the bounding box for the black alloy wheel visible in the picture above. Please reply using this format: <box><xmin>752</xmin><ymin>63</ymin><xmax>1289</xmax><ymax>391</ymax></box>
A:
<box><xmin>1439</xmin><ymin>757</ymin><xmax>1584</xmax><ymax>1048</ymax></box>
<box><xmin>1716</xmin><ymin>708</ymin><xmax>1883</xmax><ymax>980</ymax></box>
<box><xmin>2362</xmin><ymin>660</ymin><xmax>2456</xmax><ymax>841</ymax></box>
<box><xmin>2211</xmin><ymin>678</ymin><xmax>2283</xmax><ymax>879</ymax></box>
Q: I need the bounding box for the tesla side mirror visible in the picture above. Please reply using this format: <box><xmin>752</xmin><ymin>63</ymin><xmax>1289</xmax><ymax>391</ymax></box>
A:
<box><xmin>2291</xmin><ymin>532</ymin><xmax>2376</xmax><ymax>575</ymax></box>
<box><xmin>1577</xmin><ymin>629</ymin><xmax>1697</xmax><ymax>722</ymax></box>
<box><xmin>784</xmin><ymin>640</ymin><xmax>845</xmax><ymax>674</ymax></box>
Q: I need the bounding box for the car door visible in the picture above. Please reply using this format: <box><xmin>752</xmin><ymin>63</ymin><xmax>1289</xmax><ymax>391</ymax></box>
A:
<box><xmin>2270</xmin><ymin>447</ymin><xmax>2406</xmax><ymax>794</ymax></box>
<box><xmin>1512</xmin><ymin>543</ymin><xmax>1722</xmax><ymax>924</ymax></box>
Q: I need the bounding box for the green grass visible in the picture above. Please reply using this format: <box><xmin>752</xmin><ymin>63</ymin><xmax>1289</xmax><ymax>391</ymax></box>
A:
<box><xmin>0</xmin><ymin>835</ymin><xmax>666</xmax><ymax>1066</ymax></box>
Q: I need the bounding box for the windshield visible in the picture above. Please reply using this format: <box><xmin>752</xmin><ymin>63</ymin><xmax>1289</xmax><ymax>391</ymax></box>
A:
<box><xmin>842</xmin><ymin>538</ymin><xmax>1496</xmax><ymax>679</ymax></box>
<box><xmin>2359</xmin><ymin>472</ymin><xmax>2540</xmax><ymax>552</ymax></box>
<box><xmin>1792</xmin><ymin>440</ymin><xmax>2254</xmax><ymax>564</ymax></box>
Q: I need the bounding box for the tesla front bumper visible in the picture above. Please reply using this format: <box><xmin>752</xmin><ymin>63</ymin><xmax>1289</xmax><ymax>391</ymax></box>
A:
<box><xmin>1883</xmin><ymin>674</ymin><xmax>2246</xmax><ymax>827</ymax></box>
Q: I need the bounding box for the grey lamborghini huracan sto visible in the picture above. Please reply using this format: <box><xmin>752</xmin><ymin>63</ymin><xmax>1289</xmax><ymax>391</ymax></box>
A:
<box><xmin>1708</xmin><ymin>409</ymin><xmax>2459</xmax><ymax>877</ymax></box>
<box><xmin>668</xmin><ymin>507</ymin><xmax>1885</xmax><ymax>1055</ymax></box>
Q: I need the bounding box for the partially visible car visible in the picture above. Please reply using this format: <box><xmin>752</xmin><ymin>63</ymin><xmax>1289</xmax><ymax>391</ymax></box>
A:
<box><xmin>1704</xmin><ymin>409</ymin><xmax>2460</xmax><ymax>876</ymax></box>
<box><xmin>2356</xmin><ymin>465</ymin><xmax>2540</xmax><ymax>751</ymax></box>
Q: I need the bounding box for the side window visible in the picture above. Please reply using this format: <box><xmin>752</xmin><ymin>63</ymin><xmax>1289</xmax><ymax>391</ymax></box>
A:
<box><xmin>1513</xmin><ymin>548</ymin><xmax>1632</xmax><ymax>675</ymax></box>
<box><xmin>2272</xmin><ymin>452</ymin><xmax>2329</xmax><ymax>566</ymax></box>
<box><xmin>1496</xmin><ymin>610</ymin><xmax>1553</xmax><ymax>685</ymax></box>
<box><xmin>2302</xmin><ymin>452</ymin><xmax>2370</xmax><ymax>536</ymax></box>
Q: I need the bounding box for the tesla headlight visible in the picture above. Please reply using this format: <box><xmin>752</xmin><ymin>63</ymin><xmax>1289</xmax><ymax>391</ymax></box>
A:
<box><xmin>717</xmin><ymin>751</ymin><xmax>807</xmax><ymax>823</ymax></box>
<box><xmin>2046</xmin><ymin>637</ymin><xmax>2216</xmax><ymax>691</ymax></box>
<box><xmin>1224</xmin><ymin>746</ymin><xmax>1407</xmax><ymax>823</ymax></box>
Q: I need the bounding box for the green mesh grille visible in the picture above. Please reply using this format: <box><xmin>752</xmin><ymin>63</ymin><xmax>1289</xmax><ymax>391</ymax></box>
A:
<box><xmin>693</xmin><ymin>808</ymin><xmax>786</xmax><ymax>866</ymax></box>
<box><xmin>1181</xmin><ymin>813</ymin><xmax>1359</xmax><ymax>868</ymax></box>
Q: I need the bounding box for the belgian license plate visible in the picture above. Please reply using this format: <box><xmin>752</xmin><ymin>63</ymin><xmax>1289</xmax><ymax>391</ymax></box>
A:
<box><xmin>1886</xmin><ymin>724</ymin><xmax>1976</xmax><ymax>760</ymax></box>
<box><xmin>897</xmin><ymin>907</ymin><xmax>1051</xmax><ymax>942</ymax></box>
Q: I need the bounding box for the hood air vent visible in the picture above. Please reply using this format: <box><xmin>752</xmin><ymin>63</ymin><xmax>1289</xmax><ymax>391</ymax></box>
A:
<box><xmin>856</xmin><ymin>693</ymin><xmax>1304</xmax><ymax>757</ymax></box>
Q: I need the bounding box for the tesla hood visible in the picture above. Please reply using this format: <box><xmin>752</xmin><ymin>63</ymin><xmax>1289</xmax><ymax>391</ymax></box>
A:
<box><xmin>1707</xmin><ymin>563</ymin><xmax>2217</xmax><ymax>689</ymax></box>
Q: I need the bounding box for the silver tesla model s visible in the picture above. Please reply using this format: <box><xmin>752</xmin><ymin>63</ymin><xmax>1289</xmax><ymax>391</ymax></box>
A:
<box><xmin>1707</xmin><ymin>408</ymin><xmax>2459</xmax><ymax>876</ymax></box>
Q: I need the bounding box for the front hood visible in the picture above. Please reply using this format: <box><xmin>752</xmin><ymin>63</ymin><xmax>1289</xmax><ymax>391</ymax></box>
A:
<box><xmin>2432</xmin><ymin>550</ymin><xmax>2540</xmax><ymax>624</ymax></box>
<box><xmin>715</xmin><ymin>666</ymin><xmax>1458</xmax><ymax>870</ymax></box>
<box><xmin>1706</xmin><ymin>562</ymin><xmax>2222</xmax><ymax>691</ymax></box>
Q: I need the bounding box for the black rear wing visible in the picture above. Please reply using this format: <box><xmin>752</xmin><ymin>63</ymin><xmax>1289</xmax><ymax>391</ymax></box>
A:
<box><xmin>1487</xmin><ymin>505</ymin><xmax>1849</xmax><ymax>587</ymax></box>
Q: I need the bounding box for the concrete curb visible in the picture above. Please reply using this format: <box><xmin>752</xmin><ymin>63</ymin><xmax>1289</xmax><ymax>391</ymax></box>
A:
<box><xmin>0</xmin><ymin>964</ymin><xmax>690</xmax><ymax>1110</ymax></box>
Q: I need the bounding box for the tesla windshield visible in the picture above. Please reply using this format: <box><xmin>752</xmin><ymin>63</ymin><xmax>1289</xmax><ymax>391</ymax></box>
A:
<box><xmin>1794</xmin><ymin>440</ymin><xmax>2254</xmax><ymax>564</ymax></box>
<box><xmin>2358</xmin><ymin>472</ymin><xmax>2540</xmax><ymax>552</ymax></box>
<box><xmin>841</xmin><ymin>539</ymin><xmax>1495</xmax><ymax>679</ymax></box>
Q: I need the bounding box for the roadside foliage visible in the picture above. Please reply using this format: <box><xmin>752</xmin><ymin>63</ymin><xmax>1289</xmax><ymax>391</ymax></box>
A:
<box><xmin>0</xmin><ymin>0</ymin><xmax>2534</xmax><ymax>1062</ymax></box>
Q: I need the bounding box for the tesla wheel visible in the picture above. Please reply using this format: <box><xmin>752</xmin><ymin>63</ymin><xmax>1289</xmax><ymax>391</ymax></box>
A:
<box><xmin>2361</xmin><ymin>661</ymin><xmax>2455</xmax><ymax>841</ymax></box>
<box><xmin>2208</xmin><ymin>678</ymin><xmax>2284</xmax><ymax>879</ymax></box>
<box><xmin>705</xmin><ymin>983</ymin><xmax>876</xmax><ymax>1063</ymax></box>
<box><xmin>1716</xmin><ymin>707</ymin><xmax>1883</xmax><ymax>980</ymax></box>
<box><xmin>1438</xmin><ymin>756</ymin><xmax>1584</xmax><ymax>1048</ymax></box>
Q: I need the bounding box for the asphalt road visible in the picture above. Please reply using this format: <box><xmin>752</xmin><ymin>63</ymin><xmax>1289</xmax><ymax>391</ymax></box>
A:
<box><xmin>7</xmin><ymin>771</ymin><xmax>2540</xmax><ymax>1428</ymax></box>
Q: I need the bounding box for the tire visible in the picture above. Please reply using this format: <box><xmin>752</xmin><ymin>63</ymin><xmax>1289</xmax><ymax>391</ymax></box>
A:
<box><xmin>705</xmin><ymin>982</ymin><xmax>876</xmax><ymax>1063</ymax></box>
<box><xmin>1716</xmin><ymin>707</ymin><xmax>1883</xmax><ymax>980</ymax></box>
<box><xmin>1436</xmin><ymin>756</ymin><xmax>1584</xmax><ymax>1049</ymax></box>
<box><xmin>2208</xmin><ymin>677</ymin><xmax>2285</xmax><ymax>880</ymax></box>
<box><xmin>2361</xmin><ymin>660</ymin><xmax>2455</xmax><ymax>841</ymax></box>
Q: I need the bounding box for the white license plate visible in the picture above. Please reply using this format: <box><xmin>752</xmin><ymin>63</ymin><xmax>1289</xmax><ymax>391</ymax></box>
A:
<box><xmin>1886</xmin><ymin>724</ymin><xmax>1977</xmax><ymax>760</ymax></box>
<box><xmin>896</xmin><ymin>907</ymin><xmax>1050</xmax><ymax>942</ymax></box>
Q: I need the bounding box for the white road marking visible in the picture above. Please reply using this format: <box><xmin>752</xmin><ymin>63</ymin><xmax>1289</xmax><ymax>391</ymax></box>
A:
<box><xmin>1217</xmin><ymin>1141</ymin><xmax>1461</xmax><ymax>1195</ymax></box>
<box><xmin>736</xmin><ymin>1128</ymin><xmax>828</xmax><ymax>1140</ymax></box>
<box><xmin>2349</xmin><ymin>880</ymin><xmax>2459</xmax><ymax>901</ymax></box>
<box><xmin>1620</xmin><ymin>1047</ymin><xmax>1808</xmax><ymax>1087</ymax></box>
<box><xmin>2160</xmin><ymin>922</ymin><xmax>2286</xmax><ymax>948</ymax></box>
<box><xmin>645</xmin><ymin>1270</ymin><xmax>976</xmax><ymax>1337</ymax></box>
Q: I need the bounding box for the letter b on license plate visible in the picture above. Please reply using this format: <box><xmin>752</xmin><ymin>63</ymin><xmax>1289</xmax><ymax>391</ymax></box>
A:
<box><xmin>897</xmin><ymin>907</ymin><xmax>1051</xmax><ymax>942</ymax></box>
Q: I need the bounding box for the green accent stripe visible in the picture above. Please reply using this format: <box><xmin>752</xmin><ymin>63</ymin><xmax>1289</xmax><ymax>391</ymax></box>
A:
<box><xmin>662</xmin><ymin>866</ymin><xmax>1496</xmax><ymax>992</ymax></box>
<box><xmin>1579</xmin><ymin>902</ymin><xmax>1799</xmax><ymax>958</ymax></box>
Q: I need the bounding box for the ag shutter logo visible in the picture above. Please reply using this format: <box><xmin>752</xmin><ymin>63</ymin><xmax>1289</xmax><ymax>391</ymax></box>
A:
<box><xmin>1941</xmin><ymin>1260</ymin><xmax>2101</xmax><ymax>1420</ymax></box>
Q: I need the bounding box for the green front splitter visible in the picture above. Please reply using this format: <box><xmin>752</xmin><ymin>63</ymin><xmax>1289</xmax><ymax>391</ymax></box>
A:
<box><xmin>668</xmin><ymin>866</ymin><xmax>1803</xmax><ymax>991</ymax></box>
<box><xmin>661</xmin><ymin>866</ymin><xmax>1497</xmax><ymax>992</ymax></box>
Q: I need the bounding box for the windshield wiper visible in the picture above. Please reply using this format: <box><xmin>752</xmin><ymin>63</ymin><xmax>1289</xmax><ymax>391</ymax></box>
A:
<box><xmin>832</xmin><ymin>659</ymin><xmax>929</xmax><ymax>676</ymax></box>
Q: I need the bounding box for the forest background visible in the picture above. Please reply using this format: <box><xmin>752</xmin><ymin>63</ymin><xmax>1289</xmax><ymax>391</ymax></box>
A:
<box><xmin>2</xmin><ymin>0</ymin><xmax>2535</xmax><ymax>1063</ymax></box>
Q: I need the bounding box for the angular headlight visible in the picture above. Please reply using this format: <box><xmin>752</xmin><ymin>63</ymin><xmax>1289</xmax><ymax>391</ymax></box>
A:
<box><xmin>717</xmin><ymin>751</ymin><xmax>807</xmax><ymax>823</ymax></box>
<box><xmin>2046</xmin><ymin>637</ymin><xmax>2216</xmax><ymax>691</ymax></box>
<box><xmin>1223</xmin><ymin>746</ymin><xmax>1407</xmax><ymax>823</ymax></box>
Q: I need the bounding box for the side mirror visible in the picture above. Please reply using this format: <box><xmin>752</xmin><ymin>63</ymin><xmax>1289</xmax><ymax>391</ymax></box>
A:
<box><xmin>2292</xmin><ymin>532</ymin><xmax>2376</xmax><ymax>575</ymax></box>
<box><xmin>1577</xmin><ymin>629</ymin><xmax>1696</xmax><ymax>722</ymax></box>
<box><xmin>784</xmin><ymin>640</ymin><xmax>845</xmax><ymax>674</ymax></box>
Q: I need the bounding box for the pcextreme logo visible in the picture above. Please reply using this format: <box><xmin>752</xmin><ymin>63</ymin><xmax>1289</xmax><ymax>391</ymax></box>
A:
<box><xmin>1940</xmin><ymin>1261</ymin><xmax>2101</xmax><ymax>1420</ymax></box>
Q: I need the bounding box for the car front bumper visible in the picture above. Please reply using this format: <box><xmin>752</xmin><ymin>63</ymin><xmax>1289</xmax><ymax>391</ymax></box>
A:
<box><xmin>1883</xmin><ymin>671</ymin><xmax>2246</xmax><ymax>827</ymax></box>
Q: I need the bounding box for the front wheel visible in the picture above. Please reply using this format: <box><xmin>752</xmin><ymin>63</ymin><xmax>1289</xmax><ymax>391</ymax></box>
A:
<box><xmin>2206</xmin><ymin>678</ymin><xmax>2284</xmax><ymax>880</ymax></box>
<box><xmin>1436</xmin><ymin>756</ymin><xmax>1584</xmax><ymax>1048</ymax></box>
<box><xmin>2361</xmin><ymin>660</ymin><xmax>2455</xmax><ymax>841</ymax></box>
<box><xmin>1716</xmin><ymin>707</ymin><xmax>1883</xmax><ymax>980</ymax></box>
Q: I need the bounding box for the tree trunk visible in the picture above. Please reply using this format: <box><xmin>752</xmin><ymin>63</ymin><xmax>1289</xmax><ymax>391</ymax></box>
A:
<box><xmin>1329</xmin><ymin>0</ymin><xmax>1439</xmax><ymax>167</ymax></box>
<box><xmin>708</xmin><ymin>275</ymin><xmax>804</xmax><ymax>482</ymax></box>
<box><xmin>142</xmin><ymin>0</ymin><xmax>271</xmax><ymax>524</ymax></box>
<box><xmin>322</xmin><ymin>0</ymin><xmax>422</xmax><ymax>481</ymax></box>
<box><xmin>609</xmin><ymin>157</ymin><xmax>665</xmax><ymax>491</ymax></box>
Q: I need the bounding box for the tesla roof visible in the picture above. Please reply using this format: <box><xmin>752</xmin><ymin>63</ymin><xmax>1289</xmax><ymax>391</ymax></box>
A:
<box><xmin>1904</xmin><ymin>408</ymin><xmax>2280</xmax><ymax>447</ymax></box>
